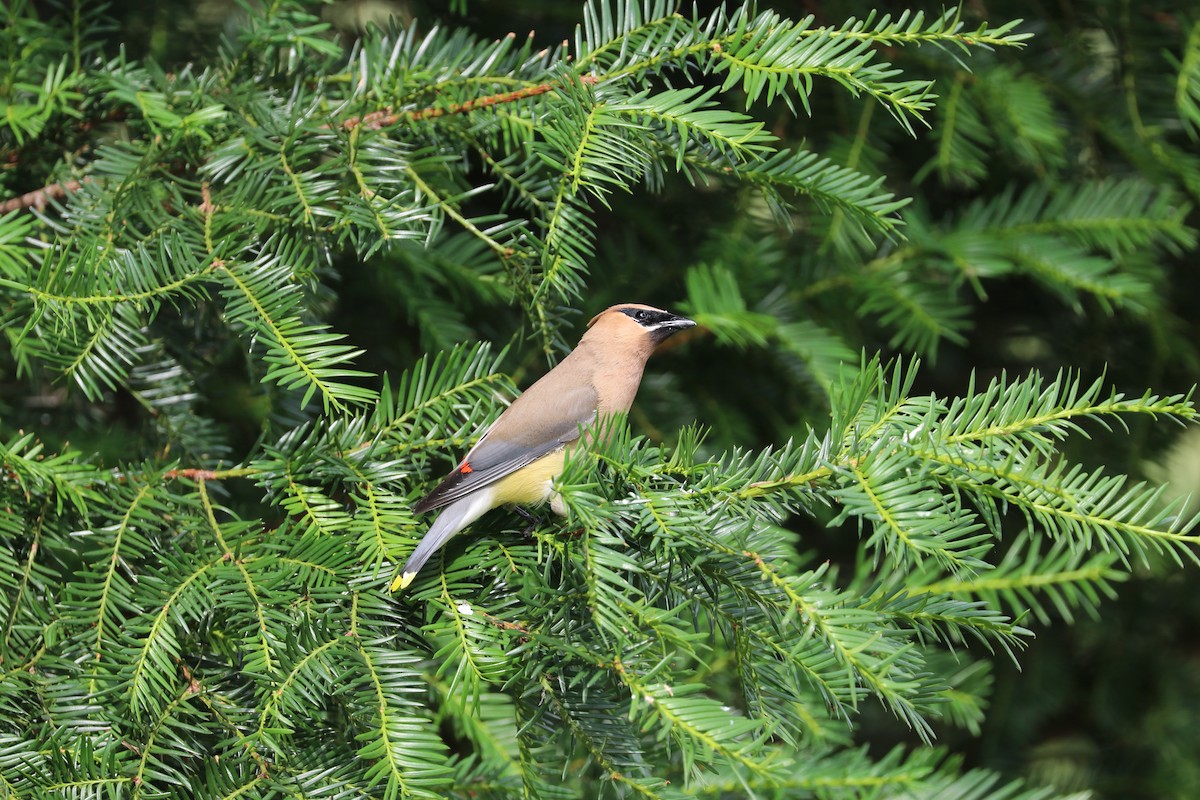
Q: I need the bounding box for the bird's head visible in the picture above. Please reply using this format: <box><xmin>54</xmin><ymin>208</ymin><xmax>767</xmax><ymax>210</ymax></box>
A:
<box><xmin>586</xmin><ymin>303</ymin><xmax>696</xmax><ymax>346</ymax></box>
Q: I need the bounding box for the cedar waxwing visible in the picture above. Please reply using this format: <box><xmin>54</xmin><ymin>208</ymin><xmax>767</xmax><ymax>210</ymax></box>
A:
<box><xmin>392</xmin><ymin>303</ymin><xmax>695</xmax><ymax>591</ymax></box>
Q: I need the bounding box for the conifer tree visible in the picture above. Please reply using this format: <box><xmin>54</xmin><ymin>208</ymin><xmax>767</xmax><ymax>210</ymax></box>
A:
<box><xmin>1</xmin><ymin>1</ymin><xmax>1197</xmax><ymax>798</ymax></box>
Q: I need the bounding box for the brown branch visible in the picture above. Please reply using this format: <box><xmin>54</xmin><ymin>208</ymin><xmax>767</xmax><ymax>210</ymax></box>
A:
<box><xmin>160</xmin><ymin>467</ymin><xmax>260</xmax><ymax>481</ymax></box>
<box><xmin>1</xmin><ymin>74</ymin><xmax>600</xmax><ymax>212</ymax></box>
<box><xmin>0</xmin><ymin>179</ymin><xmax>89</xmax><ymax>214</ymax></box>
<box><xmin>343</xmin><ymin>74</ymin><xmax>599</xmax><ymax>131</ymax></box>
<box><xmin>198</xmin><ymin>181</ymin><xmax>216</xmax><ymax>216</ymax></box>
<box><xmin>162</xmin><ymin>468</ymin><xmax>223</xmax><ymax>481</ymax></box>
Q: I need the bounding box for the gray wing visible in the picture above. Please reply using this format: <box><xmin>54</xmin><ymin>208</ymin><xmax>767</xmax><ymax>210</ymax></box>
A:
<box><xmin>413</xmin><ymin>383</ymin><xmax>598</xmax><ymax>514</ymax></box>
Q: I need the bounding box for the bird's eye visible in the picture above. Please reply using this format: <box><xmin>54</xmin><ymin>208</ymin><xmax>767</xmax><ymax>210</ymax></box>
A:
<box><xmin>635</xmin><ymin>310</ymin><xmax>649</xmax><ymax>321</ymax></box>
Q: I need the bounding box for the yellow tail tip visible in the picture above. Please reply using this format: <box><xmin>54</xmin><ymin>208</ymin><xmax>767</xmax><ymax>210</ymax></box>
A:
<box><xmin>390</xmin><ymin>571</ymin><xmax>417</xmax><ymax>593</ymax></box>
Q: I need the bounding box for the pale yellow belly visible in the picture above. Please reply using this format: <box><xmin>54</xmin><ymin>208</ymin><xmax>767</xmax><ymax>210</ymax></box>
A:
<box><xmin>489</xmin><ymin>450</ymin><xmax>566</xmax><ymax>507</ymax></box>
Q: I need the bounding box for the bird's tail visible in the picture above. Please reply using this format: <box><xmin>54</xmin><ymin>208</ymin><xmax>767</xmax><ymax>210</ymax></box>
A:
<box><xmin>391</xmin><ymin>491</ymin><xmax>493</xmax><ymax>592</ymax></box>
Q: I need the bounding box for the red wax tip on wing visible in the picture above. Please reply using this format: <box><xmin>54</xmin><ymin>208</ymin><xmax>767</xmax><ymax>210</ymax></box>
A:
<box><xmin>460</xmin><ymin>462</ymin><xmax>473</xmax><ymax>474</ymax></box>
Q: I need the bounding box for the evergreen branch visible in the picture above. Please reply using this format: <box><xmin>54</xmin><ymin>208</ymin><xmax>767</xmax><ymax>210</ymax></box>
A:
<box><xmin>278</xmin><ymin>470</ymin><xmax>352</xmax><ymax>536</ymax></box>
<box><xmin>355</xmin><ymin>644</ymin><xmax>412</xmax><ymax>795</ymax></box>
<box><xmin>35</xmin><ymin>301</ymin><xmax>147</xmax><ymax>400</ymax></box>
<box><xmin>131</xmin><ymin>683</ymin><xmax>197</xmax><ymax>799</ymax></box>
<box><xmin>274</xmin><ymin>550</ymin><xmax>344</xmax><ymax>579</ymax></box>
<box><xmin>637</xmin><ymin>554</ymin><xmax>855</xmax><ymax>726</ymax></box>
<box><xmin>394</xmin><ymin>72</ymin><xmax>537</xmax><ymax>100</ymax></box>
<box><xmin>739</xmin><ymin>554</ymin><xmax>931</xmax><ymax>740</ymax></box>
<box><xmin>607</xmin><ymin>86</ymin><xmax>775</xmax><ymax>164</ymax></box>
<box><xmin>343</xmin><ymin>461</ymin><xmax>416</xmax><ymax>569</ymax></box>
<box><xmin>431</xmin><ymin>684</ymin><xmax>521</xmax><ymax>782</ymax></box>
<box><xmin>349</xmin><ymin>470</ymin><xmax>388</xmax><ymax>566</ymax></box>
<box><xmin>198</xmin><ymin>478</ymin><xmax>276</xmax><ymax>675</ymax></box>
<box><xmin>712</xmin><ymin>42</ymin><xmax>935</xmax><ymax>131</ymax></box>
<box><xmin>342</xmin><ymin>76</ymin><xmax>600</xmax><ymax>130</ymax></box>
<box><xmin>912</xmin><ymin>534</ymin><xmax>1125</xmax><ymax>625</ymax></box>
<box><xmin>685</xmin><ymin>744</ymin><xmax>936</xmax><ymax>796</ymax></box>
<box><xmin>733</xmin><ymin>148</ymin><xmax>908</xmax><ymax>236</ymax></box>
<box><xmin>857</xmin><ymin>277</ymin><xmax>969</xmax><ymax>355</ymax></box>
<box><xmin>8</xmin><ymin>256</ymin><xmax>219</xmax><ymax>306</ymax></box>
<box><xmin>42</xmin><ymin>778</ymin><xmax>132</xmax><ymax>795</ymax></box>
<box><xmin>845</xmin><ymin>462</ymin><xmax>984</xmax><ymax>571</ymax></box>
<box><xmin>279</xmin><ymin>148</ymin><xmax>317</xmax><ymax>228</ymax></box>
<box><xmin>373</xmin><ymin>342</ymin><xmax>513</xmax><ymax>448</ymax></box>
<box><xmin>538</xmin><ymin>184</ymin><xmax>587</xmax><ymax>302</ymax></box>
<box><xmin>918</xmin><ymin>564</ymin><xmax>1114</xmax><ymax>600</ymax></box>
<box><xmin>199</xmin><ymin>181</ymin><xmax>216</xmax><ymax>253</ymax></box>
<box><xmin>0</xmin><ymin>179</ymin><xmax>87</xmax><ymax>214</ymax></box>
<box><xmin>0</xmin><ymin>502</ymin><xmax>47</xmax><ymax>664</ymax></box>
<box><xmin>816</xmin><ymin>362</ymin><xmax>1200</xmax><ymax>568</ymax></box>
<box><xmin>1173</xmin><ymin>19</ymin><xmax>1200</xmax><ymax>140</ymax></box>
<box><xmin>0</xmin><ymin>432</ymin><xmax>98</xmax><ymax>514</ymax></box>
<box><xmin>351</xmin><ymin>644</ymin><xmax>452</xmax><ymax>798</ymax></box>
<box><xmin>160</xmin><ymin>467</ymin><xmax>260</xmax><ymax>481</ymax></box>
<box><xmin>999</xmin><ymin>182</ymin><xmax>1193</xmax><ymax>249</ymax></box>
<box><xmin>681</xmin><ymin>262</ymin><xmax>778</xmax><ymax>349</ymax></box>
<box><xmin>1013</xmin><ymin>239</ymin><xmax>1147</xmax><ymax>308</ymax></box>
<box><xmin>914</xmin><ymin>446</ymin><xmax>1200</xmax><ymax>564</ymax></box>
<box><xmin>575</xmin><ymin>524</ymin><xmax>631</xmax><ymax>646</ymax></box>
<box><xmin>905</xmin><ymin>765</ymin><xmax>1073</xmax><ymax>800</ymax></box>
<box><xmin>872</xmin><ymin>592</ymin><xmax>1026</xmax><ymax>657</ymax></box>
<box><xmin>820</xmin><ymin>100</ymin><xmax>878</xmax><ymax>250</ymax></box>
<box><xmin>575</xmin><ymin>6</ymin><xmax>1028</xmax><ymax>97</ymax></box>
<box><xmin>404</xmin><ymin>165</ymin><xmax>518</xmax><ymax>259</ymax></box>
<box><xmin>572</xmin><ymin>3</ymin><xmax>685</xmax><ymax>73</ymax></box>
<box><xmin>802</xmin><ymin>10</ymin><xmax>1029</xmax><ymax>49</ymax></box>
<box><xmin>939</xmin><ymin>371</ymin><xmax>1195</xmax><ymax>449</ymax></box>
<box><xmin>217</xmin><ymin>259</ymin><xmax>376</xmax><ymax>411</ymax></box>
<box><xmin>620</xmin><ymin>670</ymin><xmax>776</xmax><ymax>777</ymax></box>
<box><xmin>467</xmin><ymin>141</ymin><xmax>549</xmax><ymax>213</ymax></box>
<box><xmin>538</xmin><ymin>676</ymin><xmax>666</xmax><ymax>799</ymax></box>
<box><xmin>926</xmin><ymin>180</ymin><xmax>1192</xmax><ymax>313</ymax></box>
<box><xmin>736</xmin><ymin>466</ymin><xmax>834</xmax><ymax>499</ymax></box>
<box><xmin>125</xmin><ymin>555</ymin><xmax>223</xmax><ymax>718</ymax></box>
<box><xmin>89</xmin><ymin>481</ymin><xmax>154</xmax><ymax>668</ymax></box>
<box><xmin>476</xmin><ymin>607</ymin><xmax>615</xmax><ymax>672</ymax></box>
<box><xmin>524</xmin><ymin>175</ymin><xmax>593</xmax><ymax>352</ymax></box>
<box><xmin>185</xmin><ymin>674</ymin><xmax>271</xmax><ymax>782</ymax></box>
<box><xmin>565</xmin><ymin>104</ymin><xmax>605</xmax><ymax>196</ymax></box>
<box><xmin>254</xmin><ymin>633</ymin><xmax>344</xmax><ymax>743</ymax></box>
<box><xmin>431</xmin><ymin>577</ymin><xmax>511</xmax><ymax>707</ymax></box>
<box><xmin>926</xmin><ymin>72</ymin><xmax>977</xmax><ymax>185</ymax></box>
<box><xmin>344</xmin><ymin>128</ymin><xmax>392</xmax><ymax>243</ymax></box>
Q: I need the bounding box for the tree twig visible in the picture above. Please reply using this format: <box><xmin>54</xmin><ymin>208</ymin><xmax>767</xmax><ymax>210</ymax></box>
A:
<box><xmin>0</xmin><ymin>179</ymin><xmax>88</xmax><ymax>214</ymax></box>
<box><xmin>341</xmin><ymin>74</ymin><xmax>599</xmax><ymax>130</ymax></box>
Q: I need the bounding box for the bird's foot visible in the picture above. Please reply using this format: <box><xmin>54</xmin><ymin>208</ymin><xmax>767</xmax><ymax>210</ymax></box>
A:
<box><xmin>512</xmin><ymin>506</ymin><xmax>539</xmax><ymax>537</ymax></box>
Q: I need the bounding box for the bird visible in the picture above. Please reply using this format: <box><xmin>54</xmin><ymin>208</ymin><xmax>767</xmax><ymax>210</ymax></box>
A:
<box><xmin>391</xmin><ymin>303</ymin><xmax>696</xmax><ymax>591</ymax></box>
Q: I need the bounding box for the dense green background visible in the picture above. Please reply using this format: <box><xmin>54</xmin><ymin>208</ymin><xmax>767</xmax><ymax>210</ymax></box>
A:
<box><xmin>3</xmin><ymin>0</ymin><xmax>1199</xmax><ymax>797</ymax></box>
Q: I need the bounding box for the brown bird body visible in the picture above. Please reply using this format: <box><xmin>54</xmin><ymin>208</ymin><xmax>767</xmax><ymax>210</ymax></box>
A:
<box><xmin>393</xmin><ymin>303</ymin><xmax>695</xmax><ymax>591</ymax></box>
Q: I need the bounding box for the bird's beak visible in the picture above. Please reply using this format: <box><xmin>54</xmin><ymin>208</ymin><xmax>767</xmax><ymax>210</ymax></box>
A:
<box><xmin>658</xmin><ymin>313</ymin><xmax>696</xmax><ymax>330</ymax></box>
<box><xmin>648</xmin><ymin>312</ymin><xmax>696</xmax><ymax>342</ymax></box>
<box><xmin>652</xmin><ymin>311</ymin><xmax>700</xmax><ymax>331</ymax></box>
